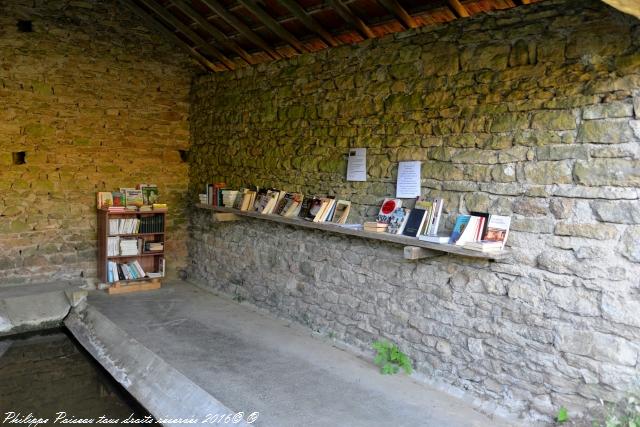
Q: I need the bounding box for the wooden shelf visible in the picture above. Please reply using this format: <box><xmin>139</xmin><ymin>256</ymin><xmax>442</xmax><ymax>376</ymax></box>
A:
<box><xmin>195</xmin><ymin>204</ymin><xmax>510</xmax><ymax>260</ymax></box>
<box><xmin>108</xmin><ymin>232</ymin><xmax>165</xmax><ymax>237</ymax></box>
<box><xmin>107</xmin><ymin>252</ymin><xmax>164</xmax><ymax>259</ymax></box>
<box><xmin>99</xmin><ymin>209</ymin><xmax>167</xmax><ymax>216</ymax></box>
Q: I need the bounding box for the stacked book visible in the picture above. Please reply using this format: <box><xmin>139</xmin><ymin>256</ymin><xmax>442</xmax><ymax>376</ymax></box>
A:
<box><xmin>107</xmin><ymin>236</ymin><xmax>120</xmax><ymax>256</ymax></box>
<box><xmin>139</xmin><ymin>216</ymin><xmax>164</xmax><ymax>233</ymax></box>
<box><xmin>144</xmin><ymin>242</ymin><xmax>164</xmax><ymax>252</ymax></box>
<box><xmin>373</xmin><ymin>198</ymin><xmax>444</xmax><ymax>238</ymax></box>
<box><xmin>109</xmin><ymin>218</ymin><xmax>140</xmax><ymax>235</ymax></box>
<box><xmin>119</xmin><ymin>239</ymin><xmax>140</xmax><ymax>256</ymax></box>
<box><xmin>364</xmin><ymin>222</ymin><xmax>388</xmax><ymax>233</ymax></box>
<box><xmin>450</xmin><ymin>214</ymin><xmax>511</xmax><ymax>252</ymax></box>
<box><xmin>107</xmin><ymin>260</ymin><xmax>146</xmax><ymax>283</ymax></box>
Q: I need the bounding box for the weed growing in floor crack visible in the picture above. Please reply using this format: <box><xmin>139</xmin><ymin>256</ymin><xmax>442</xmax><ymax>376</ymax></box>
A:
<box><xmin>372</xmin><ymin>340</ymin><xmax>412</xmax><ymax>375</ymax></box>
<box><xmin>232</xmin><ymin>293</ymin><xmax>245</xmax><ymax>303</ymax></box>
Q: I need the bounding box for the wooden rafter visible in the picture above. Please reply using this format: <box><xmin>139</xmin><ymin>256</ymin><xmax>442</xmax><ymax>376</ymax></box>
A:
<box><xmin>199</xmin><ymin>0</ymin><xmax>281</xmax><ymax>60</ymax></box>
<box><xmin>119</xmin><ymin>0</ymin><xmax>219</xmax><ymax>71</ymax></box>
<box><xmin>137</xmin><ymin>0</ymin><xmax>236</xmax><ymax>70</ymax></box>
<box><xmin>278</xmin><ymin>0</ymin><xmax>340</xmax><ymax>47</ymax></box>
<box><xmin>448</xmin><ymin>0</ymin><xmax>470</xmax><ymax>18</ymax></box>
<box><xmin>170</xmin><ymin>0</ymin><xmax>254</xmax><ymax>65</ymax></box>
<box><xmin>377</xmin><ymin>0</ymin><xmax>418</xmax><ymax>29</ymax></box>
<box><xmin>237</xmin><ymin>0</ymin><xmax>309</xmax><ymax>53</ymax></box>
<box><xmin>328</xmin><ymin>0</ymin><xmax>375</xmax><ymax>39</ymax></box>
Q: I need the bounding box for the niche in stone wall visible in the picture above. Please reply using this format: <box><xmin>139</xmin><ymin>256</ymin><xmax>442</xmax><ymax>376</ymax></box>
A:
<box><xmin>12</xmin><ymin>152</ymin><xmax>26</xmax><ymax>165</ymax></box>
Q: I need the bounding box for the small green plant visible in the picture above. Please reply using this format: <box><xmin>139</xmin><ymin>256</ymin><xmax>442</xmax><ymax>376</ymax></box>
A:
<box><xmin>372</xmin><ymin>340</ymin><xmax>413</xmax><ymax>375</ymax></box>
<box><xmin>232</xmin><ymin>292</ymin><xmax>245</xmax><ymax>303</ymax></box>
<box><xmin>556</xmin><ymin>407</ymin><xmax>569</xmax><ymax>424</ymax></box>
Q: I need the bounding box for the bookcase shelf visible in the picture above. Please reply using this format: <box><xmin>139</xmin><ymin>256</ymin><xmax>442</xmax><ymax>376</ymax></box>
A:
<box><xmin>195</xmin><ymin>204</ymin><xmax>510</xmax><ymax>261</ymax></box>
<box><xmin>97</xmin><ymin>208</ymin><xmax>166</xmax><ymax>293</ymax></box>
<box><xmin>108</xmin><ymin>232</ymin><xmax>165</xmax><ymax>237</ymax></box>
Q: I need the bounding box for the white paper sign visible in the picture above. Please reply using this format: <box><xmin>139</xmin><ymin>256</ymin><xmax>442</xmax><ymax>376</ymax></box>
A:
<box><xmin>346</xmin><ymin>148</ymin><xmax>367</xmax><ymax>181</ymax></box>
<box><xmin>396</xmin><ymin>161</ymin><xmax>421</xmax><ymax>198</ymax></box>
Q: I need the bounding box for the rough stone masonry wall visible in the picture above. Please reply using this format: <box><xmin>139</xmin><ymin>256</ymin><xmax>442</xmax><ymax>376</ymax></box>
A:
<box><xmin>188</xmin><ymin>0</ymin><xmax>640</xmax><ymax>422</ymax></box>
<box><xmin>0</xmin><ymin>1</ymin><xmax>197</xmax><ymax>285</ymax></box>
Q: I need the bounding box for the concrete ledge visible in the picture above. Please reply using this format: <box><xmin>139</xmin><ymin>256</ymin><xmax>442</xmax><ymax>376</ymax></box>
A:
<box><xmin>0</xmin><ymin>282</ymin><xmax>87</xmax><ymax>337</ymax></box>
<box><xmin>65</xmin><ymin>305</ymin><xmax>246</xmax><ymax>427</ymax></box>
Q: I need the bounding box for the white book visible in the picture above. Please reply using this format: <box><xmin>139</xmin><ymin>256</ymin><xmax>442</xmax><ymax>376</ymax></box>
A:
<box><xmin>418</xmin><ymin>234</ymin><xmax>450</xmax><ymax>244</ymax></box>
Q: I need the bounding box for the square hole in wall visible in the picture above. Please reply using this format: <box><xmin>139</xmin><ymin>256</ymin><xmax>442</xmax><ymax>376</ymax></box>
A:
<box><xmin>17</xmin><ymin>20</ymin><xmax>33</xmax><ymax>32</ymax></box>
<box><xmin>178</xmin><ymin>149</ymin><xmax>189</xmax><ymax>162</ymax></box>
<box><xmin>12</xmin><ymin>152</ymin><xmax>26</xmax><ymax>165</ymax></box>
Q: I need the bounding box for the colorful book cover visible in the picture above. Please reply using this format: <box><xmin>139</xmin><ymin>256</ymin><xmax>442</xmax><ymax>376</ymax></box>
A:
<box><xmin>377</xmin><ymin>198</ymin><xmax>402</xmax><ymax>224</ymax></box>
<box><xmin>124</xmin><ymin>189</ymin><xmax>144</xmax><ymax>207</ymax></box>
<box><xmin>111</xmin><ymin>191</ymin><xmax>124</xmax><ymax>207</ymax></box>
<box><xmin>483</xmin><ymin>215</ymin><xmax>512</xmax><ymax>249</ymax></box>
<box><xmin>387</xmin><ymin>207</ymin><xmax>408</xmax><ymax>234</ymax></box>
<box><xmin>140</xmin><ymin>185</ymin><xmax>159</xmax><ymax>205</ymax></box>
<box><xmin>449</xmin><ymin>215</ymin><xmax>471</xmax><ymax>244</ymax></box>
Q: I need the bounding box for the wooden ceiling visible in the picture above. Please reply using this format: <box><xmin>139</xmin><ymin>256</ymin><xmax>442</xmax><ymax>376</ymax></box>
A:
<box><xmin>120</xmin><ymin>0</ymin><xmax>544</xmax><ymax>72</ymax></box>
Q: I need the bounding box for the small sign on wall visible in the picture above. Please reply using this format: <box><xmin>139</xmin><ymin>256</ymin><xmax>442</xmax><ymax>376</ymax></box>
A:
<box><xmin>346</xmin><ymin>148</ymin><xmax>367</xmax><ymax>181</ymax></box>
<box><xmin>396</xmin><ymin>161</ymin><xmax>421</xmax><ymax>198</ymax></box>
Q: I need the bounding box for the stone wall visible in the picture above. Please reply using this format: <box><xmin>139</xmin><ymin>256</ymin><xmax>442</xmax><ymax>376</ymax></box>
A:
<box><xmin>188</xmin><ymin>0</ymin><xmax>640</xmax><ymax>422</ymax></box>
<box><xmin>0</xmin><ymin>0</ymin><xmax>198</xmax><ymax>285</ymax></box>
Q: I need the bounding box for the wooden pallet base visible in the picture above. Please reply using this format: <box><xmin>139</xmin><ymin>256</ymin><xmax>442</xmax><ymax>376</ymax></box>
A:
<box><xmin>107</xmin><ymin>279</ymin><xmax>162</xmax><ymax>295</ymax></box>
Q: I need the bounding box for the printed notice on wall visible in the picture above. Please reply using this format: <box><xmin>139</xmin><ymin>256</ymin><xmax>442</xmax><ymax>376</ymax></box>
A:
<box><xmin>396</xmin><ymin>161</ymin><xmax>421</xmax><ymax>198</ymax></box>
<box><xmin>346</xmin><ymin>148</ymin><xmax>367</xmax><ymax>181</ymax></box>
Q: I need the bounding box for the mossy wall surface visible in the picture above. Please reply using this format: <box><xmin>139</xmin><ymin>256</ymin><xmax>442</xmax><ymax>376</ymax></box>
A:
<box><xmin>186</xmin><ymin>0</ymin><xmax>640</xmax><ymax>422</ymax></box>
<box><xmin>0</xmin><ymin>0</ymin><xmax>199</xmax><ymax>284</ymax></box>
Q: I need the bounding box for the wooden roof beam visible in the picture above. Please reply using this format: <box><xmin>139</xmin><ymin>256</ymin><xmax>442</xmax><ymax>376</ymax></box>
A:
<box><xmin>448</xmin><ymin>0</ymin><xmax>470</xmax><ymax>18</ymax></box>
<box><xmin>377</xmin><ymin>0</ymin><xmax>418</xmax><ymax>29</ymax></box>
<box><xmin>119</xmin><ymin>0</ymin><xmax>219</xmax><ymax>72</ymax></box>
<box><xmin>278</xmin><ymin>0</ymin><xmax>340</xmax><ymax>47</ymax></box>
<box><xmin>328</xmin><ymin>0</ymin><xmax>375</xmax><ymax>39</ymax></box>
<box><xmin>237</xmin><ymin>0</ymin><xmax>309</xmax><ymax>53</ymax></box>
<box><xmin>199</xmin><ymin>0</ymin><xmax>281</xmax><ymax>60</ymax></box>
<box><xmin>170</xmin><ymin>0</ymin><xmax>254</xmax><ymax>65</ymax></box>
<box><xmin>137</xmin><ymin>0</ymin><xmax>236</xmax><ymax>70</ymax></box>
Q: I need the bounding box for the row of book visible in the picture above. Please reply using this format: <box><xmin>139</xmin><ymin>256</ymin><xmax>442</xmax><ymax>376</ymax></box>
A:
<box><xmin>107</xmin><ymin>237</ymin><xmax>141</xmax><ymax>256</ymax></box>
<box><xmin>202</xmin><ymin>186</ymin><xmax>352</xmax><ymax>225</ymax></box>
<box><xmin>97</xmin><ymin>185</ymin><xmax>159</xmax><ymax>209</ymax></box>
<box><xmin>200</xmin><ymin>186</ymin><xmax>510</xmax><ymax>252</ymax></box>
<box><xmin>450</xmin><ymin>214</ymin><xmax>511</xmax><ymax>252</ymax></box>
<box><xmin>108</xmin><ymin>216</ymin><xmax>165</xmax><ymax>235</ymax></box>
<box><xmin>107</xmin><ymin>259</ymin><xmax>165</xmax><ymax>283</ymax></box>
<box><xmin>109</xmin><ymin>218</ymin><xmax>140</xmax><ymax>235</ymax></box>
<box><xmin>372</xmin><ymin>198</ymin><xmax>444</xmax><ymax>238</ymax></box>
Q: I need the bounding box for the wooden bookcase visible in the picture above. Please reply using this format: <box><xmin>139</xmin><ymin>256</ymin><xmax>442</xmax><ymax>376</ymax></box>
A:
<box><xmin>97</xmin><ymin>208</ymin><xmax>166</xmax><ymax>294</ymax></box>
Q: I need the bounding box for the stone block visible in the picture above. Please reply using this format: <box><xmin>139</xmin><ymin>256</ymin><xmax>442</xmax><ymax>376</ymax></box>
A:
<box><xmin>460</xmin><ymin>43</ymin><xmax>510</xmax><ymax>71</ymax></box>
<box><xmin>531</xmin><ymin>111</ymin><xmax>576</xmax><ymax>130</ymax></box>
<box><xmin>591</xmin><ymin>200</ymin><xmax>640</xmax><ymax>224</ymax></box>
<box><xmin>554</xmin><ymin>222</ymin><xmax>618</xmax><ymax>240</ymax></box>
<box><xmin>577</xmin><ymin>119</ymin><xmax>635</xmax><ymax>143</ymax></box>
<box><xmin>536</xmin><ymin>145</ymin><xmax>588</xmax><ymax>161</ymax></box>
<box><xmin>547</xmin><ymin>286</ymin><xmax>599</xmax><ymax>316</ymax></box>
<box><xmin>602</xmin><ymin>291</ymin><xmax>640</xmax><ymax>328</ymax></box>
<box><xmin>621</xmin><ymin>226</ymin><xmax>640</xmax><ymax>262</ymax></box>
<box><xmin>582</xmin><ymin>102</ymin><xmax>634</xmax><ymax>120</ymax></box>
<box><xmin>573</xmin><ymin>159</ymin><xmax>640</xmax><ymax>187</ymax></box>
<box><xmin>523</xmin><ymin>161</ymin><xmax>572</xmax><ymax>184</ymax></box>
<box><xmin>554</xmin><ymin>326</ymin><xmax>637</xmax><ymax>366</ymax></box>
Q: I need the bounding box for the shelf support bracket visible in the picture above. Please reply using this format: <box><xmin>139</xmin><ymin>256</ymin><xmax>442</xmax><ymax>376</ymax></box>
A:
<box><xmin>213</xmin><ymin>212</ymin><xmax>240</xmax><ymax>222</ymax></box>
<box><xmin>403</xmin><ymin>246</ymin><xmax>440</xmax><ymax>260</ymax></box>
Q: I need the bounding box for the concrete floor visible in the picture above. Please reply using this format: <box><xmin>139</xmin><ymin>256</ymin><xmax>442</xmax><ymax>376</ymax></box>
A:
<box><xmin>84</xmin><ymin>281</ymin><xmax>516</xmax><ymax>427</ymax></box>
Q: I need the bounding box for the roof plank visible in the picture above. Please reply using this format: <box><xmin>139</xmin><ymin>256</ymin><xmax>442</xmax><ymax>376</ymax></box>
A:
<box><xmin>328</xmin><ymin>0</ymin><xmax>376</xmax><ymax>39</ymax></box>
<box><xmin>137</xmin><ymin>0</ymin><xmax>236</xmax><ymax>70</ymax></box>
<box><xmin>278</xmin><ymin>0</ymin><xmax>341</xmax><ymax>47</ymax></box>
<box><xmin>171</xmin><ymin>0</ymin><xmax>254</xmax><ymax>64</ymax></box>
<box><xmin>199</xmin><ymin>0</ymin><xmax>281</xmax><ymax>60</ymax></box>
<box><xmin>448</xmin><ymin>0</ymin><xmax>471</xmax><ymax>17</ymax></box>
<box><xmin>120</xmin><ymin>0</ymin><xmax>220</xmax><ymax>71</ymax></box>
<box><xmin>376</xmin><ymin>0</ymin><xmax>419</xmax><ymax>29</ymax></box>
<box><xmin>237</xmin><ymin>0</ymin><xmax>310</xmax><ymax>53</ymax></box>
